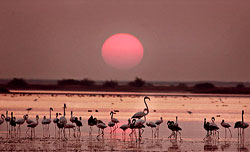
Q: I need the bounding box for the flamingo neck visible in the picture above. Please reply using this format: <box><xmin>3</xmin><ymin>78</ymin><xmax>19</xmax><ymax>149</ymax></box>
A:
<box><xmin>64</xmin><ymin>107</ymin><xmax>66</xmax><ymax>116</ymax></box>
<box><xmin>144</xmin><ymin>99</ymin><xmax>149</xmax><ymax>111</ymax></box>
<box><xmin>50</xmin><ymin>110</ymin><xmax>51</xmax><ymax>119</ymax></box>
<box><xmin>111</xmin><ymin>112</ymin><xmax>113</xmax><ymax>119</ymax></box>
<box><xmin>242</xmin><ymin>112</ymin><xmax>244</xmax><ymax>122</ymax></box>
<box><xmin>144</xmin><ymin>115</ymin><xmax>146</xmax><ymax>122</ymax></box>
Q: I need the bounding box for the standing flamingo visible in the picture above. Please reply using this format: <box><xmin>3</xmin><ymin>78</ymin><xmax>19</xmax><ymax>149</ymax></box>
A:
<box><xmin>5</xmin><ymin>111</ymin><xmax>10</xmax><ymax>136</ymax></box>
<box><xmin>70</xmin><ymin>111</ymin><xmax>77</xmax><ymax>124</ymax></box>
<box><xmin>209</xmin><ymin>117</ymin><xmax>220</xmax><ymax>139</ymax></box>
<box><xmin>155</xmin><ymin>117</ymin><xmax>163</xmax><ymax>138</ymax></box>
<box><xmin>26</xmin><ymin>115</ymin><xmax>39</xmax><ymax>139</ymax></box>
<box><xmin>131</xmin><ymin>97</ymin><xmax>150</xmax><ymax>119</ymax></box>
<box><xmin>235</xmin><ymin>110</ymin><xmax>249</xmax><ymax>139</ymax></box>
<box><xmin>221</xmin><ymin>120</ymin><xmax>232</xmax><ymax>137</ymax></box>
<box><xmin>75</xmin><ymin>117</ymin><xmax>82</xmax><ymax>138</ymax></box>
<box><xmin>134</xmin><ymin>119</ymin><xmax>146</xmax><ymax>141</ymax></box>
<box><xmin>53</xmin><ymin>113</ymin><xmax>59</xmax><ymax>138</ymax></box>
<box><xmin>96</xmin><ymin>120</ymin><xmax>107</xmax><ymax>138</ymax></box>
<box><xmin>10</xmin><ymin>112</ymin><xmax>16</xmax><ymax>138</ymax></box>
<box><xmin>16</xmin><ymin>115</ymin><xmax>27</xmax><ymax>137</ymax></box>
<box><xmin>120</xmin><ymin>119</ymin><xmax>131</xmax><ymax>139</ymax></box>
<box><xmin>129</xmin><ymin>119</ymin><xmax>137</xmax><ymax>139</ymax></box>
<box><xmin>146</xmin><ymin>121</ymin><xmax>157</xmax><ymax>138</ymax></box>
<box><xmin>203</xmin><ymin>118</ymin><xmax>211</xmax><ymax>139</ymax></box>
<box><xmin>110</xmin><ymin>111</ymin><xmax>119</xmax><ymax>133</ymax></box>
<box><xmin>88</xmin><ymin>115</ymin><xmax>97</xmax><ymax>135</ymax></box>
<box><xmin>167</xmin><ymin>120</ymin><xmax>182</xmax><ymax>141</ymax></box>
<box><xmin>108</xmin><ymin>121</ymin><xmax>115</xmax><ymax>134</ymax></box>
<box><xmin>42</xmin><ymin>107</ymin><xmax>53</xmax><ymax>137</ymax></box>
<box><xmin>59</xmin><ymin>104</ymin><xmax>67</xmax><ymax>138</ymax></box>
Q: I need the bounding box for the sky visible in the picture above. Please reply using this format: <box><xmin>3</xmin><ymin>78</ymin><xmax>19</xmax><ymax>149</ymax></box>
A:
<box><xmin>0</xmin><ymin>0</ymin><xmax>249</xmax><ymax>82</ymax></box>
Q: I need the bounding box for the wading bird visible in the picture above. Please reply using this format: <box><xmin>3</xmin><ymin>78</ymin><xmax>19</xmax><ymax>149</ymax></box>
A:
<box><xmin>155</xmin><ymin>117</ymin><xmax>163</xmax><ymax>137</ymax></box>
<box><xmin>235</xmin><ymin>110</ymin><xmax>249</xmax><ymax>138</ymax></box>
<box><xmin>16</xmin><ymin>115</ymin><xmax>27</xmax><ymax>137</ymax></box>
<box><xmin>131</xmin><ymin>97</ymin><xmax>150</xmax><ymax>120</ymax></box>
<box><xmin>88</xmin><ymin>115</ymin><xmax>97</xmax><ymax>135</ymax></box>
<box><xmin>75</xmin><ymin>117</ymin><xmax>83</xmax><ymax>138</ymax></box>
<box><xmin>110</xmin><ymin>111</ymin><xmax>119</xmax><ymax>133</ymax></box>
<box><xmin>167</xmin><ymin>120</ymin><xmax>182</xmax><ymax>141</ymax></box>
<box><xmin>53</xmin><ymin>113</ymin><xmax>59</xmax><ymax>138</ymax></box>
<box><xmin>120</xmin><ymin>119</ymin><xmax>131</xmax><ymax>139</ymax></box>
<box><xmin>26</xmin><ymin>115</ymin><xmax>39</xmax><ymax>139</ymax></box>
<box><xmin>96</xmin><ymin>120</ymin><xmax>107</xmax><ymax>138</ymax></box>
<box><xmin>221</xmin><ymin>120</ymin><xmax>232</xmax><ymax>137</ymax></box>
<box><xmin>41</xmin><ymin>107</ymin><xmax>53</xmax><ymax>137</ymax></box>
<box><xmin>70</xmin><ymin>111</ymin><xmax>77</xmax><ymax>124</ymax></box>
<box><xmin>146</xmin><ymin>121</ymin><xmax>157</xmax><ymax>138</ymax></box>
<box><xmin>10</xmin><ymin>112</ymin><xmax>16</xmax><ymax>138</ymax></box>
<box><xmin>5</xmin><ymin>111</ymin><xmax>10</xmax><ymax>136</ymax></box>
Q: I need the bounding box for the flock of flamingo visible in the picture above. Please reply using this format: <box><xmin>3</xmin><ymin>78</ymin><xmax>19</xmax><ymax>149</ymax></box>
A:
<box><xmin>0</xmin><ymin>96</ymin><xmax>249</xmax><ymax>142</ymax></box>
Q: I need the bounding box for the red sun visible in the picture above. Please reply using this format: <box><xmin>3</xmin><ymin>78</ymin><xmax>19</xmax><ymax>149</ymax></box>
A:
<box><xmin>102</xmin><ymin>33</ymin><xmax>144</xmax><ymax>69</ymax></box>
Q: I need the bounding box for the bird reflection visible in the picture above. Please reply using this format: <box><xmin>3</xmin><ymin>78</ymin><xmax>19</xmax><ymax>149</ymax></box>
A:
<box><xmin>168</xmin><ymin>140</ymin><xmax>180</xmax><ymax>152</ymax></box>
<box><xmin>220</xmin><ymin>140</ymin><xmax>231</xmax><ymax>151</ymax></box>
<box><xmin>204</xmin><ymin>138</ymin><xmax>218</xmax><ymax>151</ymax></box>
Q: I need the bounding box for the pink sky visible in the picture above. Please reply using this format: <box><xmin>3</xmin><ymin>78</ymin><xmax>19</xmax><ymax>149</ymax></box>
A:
<box><xmin>0</xmin><ymin>0</ymin><xmax>249</xmax><ymax>82</ymax></box>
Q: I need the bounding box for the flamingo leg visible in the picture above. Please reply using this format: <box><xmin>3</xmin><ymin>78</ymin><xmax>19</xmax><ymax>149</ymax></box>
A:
<box><xmin>228</xmin><ymin>128</ymin><xmax>232</xmax><ymax>137</ymax></box>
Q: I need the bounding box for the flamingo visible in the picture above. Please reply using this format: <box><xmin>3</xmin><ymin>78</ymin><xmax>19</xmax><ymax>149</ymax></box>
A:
<box><xmin>88</xmin><ymin>115</ymin><xmax>97</xmax><ymax>135</ymax></box>
<box><xmin>167</xmin><ymin>120</ymin><xmax>182</xmax><ymax>141</ymax></box>
<box><xmin>146</xmin><ymin>121</ymin><xmax>157</xmax><ymax>138</ymax></box>
<box><xmin>15</xmin><ymin>115</ymin><xmax>27</xmax><ymax>137</ymax></box>
<box><xmin>110</xmin><ymin>111</ymin><xmax>119</xmax><ymax>133</ymax></box>
<box><xmin>70</xmin><ymin>111</ymin><xmax>77</xmax><ymax>124</ymax></box>
<box><xmin>155</xmin><ymin>117</ymin><xmax>163</xmax><ymax>137</ymax></box>
<box><xmin>108</xmin><ymin>121</ymin><xmax>115</xmax><ymax>134</ymax></box>
<box><xmin>210</xmin><ymin>117</ymin><xmax>220</xmax><ymax>139</ymax></box>
<box><xmin>129</xmin><ymin>119</ymin><xmax>137</xmax><ymax>139</ymax></box>
<box><xmin>56</xmin><ymin>120</ymin><xmax>64</xmax><ymax>139</ymax></box>
<box><xmin>221</xmin><ymin>120</ymin><xmax>232</xmax><ymax>137</ymax></box>
<box><xmin>64</xmin><ymin>123</ymin><xmax>76</xmax><ymax>138</ymax></box>
<box><xmin>75</xmin><ymin>117</ymin><xmax>82</xmax><ymax>138</ymax></box>
<box><xmin>10</xmin><ymin>112</ymin><xmax>16</xmax><ymax>138</ymax></box>
<box><xmin>5</xmin><ymin>111</ymin><xmax>10</xmax><ymax>136</ymax></box>
<box><xmin>26</xmin><ymin>115</ymin><xmax>39</xmax><ymax>139</ymax></box>
<box><xmin>53</xmin><ymin>113</ymin><xmax>59</xmax><ymax>138</ymax></box>
<box><xmin>42</xmin><ymin>107</ymin><xmax>53</xmax><ymax>137</ymax></box>
<box><xmin>59</xmin><ymin>104</ymin><xmax>67</xmax><ymax>124</ymax></box>
<box><xmin>203</xmin><ymin>118</ymin><xmax>211</xmax><ymax>139</ymax></box>
<box><xmin>235</xmin><ymin>110</ymin><xmax>249</xmax><ymax>138</ymax></box>
<box><xmin>120</xmin><ymin>119</ymin><xmax>131</xmax><ymax>139</ymax></box>
<box><xmin>134</xmin><ymin>119</ymin><xmax>146</xmax><ymax>141</ymax></box>
<box><xmin>96</xmin><ymin>120</ymin><xmax>107</xmax><ymax>138</ymax></box>
<box><xmin>59</xmin><ymin>104</ymin><xmax>67</xmax><ymax>138</ymax></box>
<box><xmin>131</xmin><ymin>96</ymin><xmax>150</xmax><ymax>120</ymax></box>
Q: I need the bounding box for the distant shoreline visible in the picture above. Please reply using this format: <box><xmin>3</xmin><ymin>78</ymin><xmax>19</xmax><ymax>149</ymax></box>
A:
<box><xmin>3</xmin><ymin>89</ymin><xmax>250</xmax><ymax>98</ymax></box>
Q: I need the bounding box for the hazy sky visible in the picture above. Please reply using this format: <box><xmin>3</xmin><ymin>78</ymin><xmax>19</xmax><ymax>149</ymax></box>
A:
<box><xmin>0</xmin><ymin>0</ymin><xmax>249</xmax><ymax>82</ymax></box>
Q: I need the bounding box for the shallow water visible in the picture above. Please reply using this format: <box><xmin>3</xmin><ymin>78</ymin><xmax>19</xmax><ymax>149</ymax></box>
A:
<box><xmin>0</xmin><ymin>91</ymin><xmax>249</xmax><ymax>151</ymax></box>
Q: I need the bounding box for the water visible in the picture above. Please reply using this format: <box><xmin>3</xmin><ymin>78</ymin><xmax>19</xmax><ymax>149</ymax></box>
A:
<box><xmin>0</xmin><ymin>91</ymin><xmax>249</xmax><ymax>151</ymax></box>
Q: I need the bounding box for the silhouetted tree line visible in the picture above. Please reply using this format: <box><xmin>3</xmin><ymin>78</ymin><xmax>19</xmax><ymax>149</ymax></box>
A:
<box><xmin>57</xmin><ymin>78</ymin><xmax>95</xmax><ymax>86</ymax></box>
<box><xmin>103</xmin><ymin>80</ymin><xmax>118</xmax><ymax>88</ymax></box>
<box><xmin>129</xmin><ymin>77</ymin><xmax>145</xmax><ymax>87</ymax></box>
<box><xmin>7</xmin><ymin>78</ymin><xmax>28</xmax><ymax>87</ymax></box>
<box><xmin>0</xmin><ymin>78</ymin><xmax>248</xmax><ymax>94</ymax></box>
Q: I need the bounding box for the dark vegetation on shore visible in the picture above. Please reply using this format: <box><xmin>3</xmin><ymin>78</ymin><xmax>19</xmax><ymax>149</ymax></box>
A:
<box><xmin>0</xmin><ymin>78</ymin><xmax>249</xmax><ymax>94</ymax></box>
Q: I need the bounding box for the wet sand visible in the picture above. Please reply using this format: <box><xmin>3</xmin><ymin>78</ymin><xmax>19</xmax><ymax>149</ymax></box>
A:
<box><xmin>0</xmin><ymin>91</ymin><xmax>249</xmax><ymax>151</ymax></box>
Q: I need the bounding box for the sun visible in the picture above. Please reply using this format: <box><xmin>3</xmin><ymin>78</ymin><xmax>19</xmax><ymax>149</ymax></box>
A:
<box><xmin>102</xmin><ymin>33</ymin><xmax>144</xmax><ymax>69</ymax></box>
